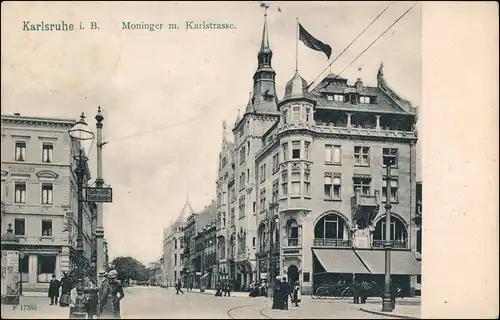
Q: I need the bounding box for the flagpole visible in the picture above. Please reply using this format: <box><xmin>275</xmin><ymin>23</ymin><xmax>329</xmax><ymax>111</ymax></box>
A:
<box><xmin>296</xmin><ymin>17</ymin><xmax>299</xmax><ymax>71</ymax></box>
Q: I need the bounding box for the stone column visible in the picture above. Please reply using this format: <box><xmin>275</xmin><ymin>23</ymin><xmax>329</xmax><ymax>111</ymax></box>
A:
<box><xmin>28</xmin><ymin>254</ymin><xmax>38</xmax><ymax>285</ymax></box>
<box><xmin>376</xmin><ymin>115</ymin><xmax>381</xmax><ymax>130</ymax></box>
<box><xmin>55</xmin><ymin>254</ymin><xmax>61</xmax><ymax>279</ymax></box>
<box><xmin>346</xmin><ymin>113</ymin><xmax>352</xmax><ymax>127</ymax></box>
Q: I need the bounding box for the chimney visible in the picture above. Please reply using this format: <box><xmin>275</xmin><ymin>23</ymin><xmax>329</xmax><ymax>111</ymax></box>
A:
<box><xmin>355</xmin><ymin>78</ymin><xmax>363</xmax><ymax>92</ymax></box>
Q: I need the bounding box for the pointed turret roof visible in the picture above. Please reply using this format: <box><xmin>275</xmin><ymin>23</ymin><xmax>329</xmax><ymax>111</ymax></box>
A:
<box><xmin>175</xmin><ymin>199</ymin><xmax>194</xmax><ymax>224</ymax></box>
<box><xmin>258</xmin><ymin>14</ymin><xmax>271</xmax><ymax>59</ymax></box>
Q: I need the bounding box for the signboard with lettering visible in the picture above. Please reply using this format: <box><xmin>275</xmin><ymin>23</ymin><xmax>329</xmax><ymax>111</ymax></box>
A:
<box><xmin>84</xmin><ymin>187</ymin><xmax>113</xmax><ymax>202</ymax></box>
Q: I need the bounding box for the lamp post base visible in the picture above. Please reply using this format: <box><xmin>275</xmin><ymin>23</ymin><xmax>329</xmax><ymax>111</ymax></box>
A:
<box><xmin>382</xmin><ymin>298</ymin><xmax>393</xmax><ymax>312</ymax></box>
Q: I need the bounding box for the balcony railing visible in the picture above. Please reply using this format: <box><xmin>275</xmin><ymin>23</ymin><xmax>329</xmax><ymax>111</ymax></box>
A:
<box><xmin>286</xmin><ymin>238</ymin><xmax>299</xmax><ymax>247</ymax></box>
<box><xmin>372</xmin><ymin>239</ymin><xmax>407</xmax><ymax>249</ymax></box>
<box><xmin>313</xmin><ymin>238</ymin><xmax>352</xmax><ymax>247</ymax></box>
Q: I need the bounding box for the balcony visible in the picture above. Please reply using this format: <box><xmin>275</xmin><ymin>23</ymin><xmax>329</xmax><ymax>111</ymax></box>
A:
<box><xmin>18</xmin><ymin>236</ymin><xmax>68</xmax><ymax>245</ymax></box>
<box><xmin>313</xmin><ymin>238</ymin><xmax>352</xmax><ymax>248</ymax></box>
<box><xmin>286</xmin><ymin>238</ymin><xmax>299</xmax><ymax>247</ymax></box>
<box><xmin>351</xmin><ymin>189</ymin><xmax>380</xmax><ymax>225</ymax></box>
<box><xmin>372</xmin><ymin>239</ymin><xmax>407</xmax><ymax>249</ymax></box>
<box><xmin>236</xmin><ymin>251</ymin><xmax>246</xmax><ymax>261</ymax></box>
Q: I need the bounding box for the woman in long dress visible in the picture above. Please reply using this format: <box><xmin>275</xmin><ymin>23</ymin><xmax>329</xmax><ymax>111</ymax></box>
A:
<box><xmin>59</xmin><ymin>272</ymin><xmax>72</xmax><ymax>307</ymax></box>
<box><xmin>271</xmin><ymin>276</ymin><xmax>282</xmax><ymax>309</ymax></box>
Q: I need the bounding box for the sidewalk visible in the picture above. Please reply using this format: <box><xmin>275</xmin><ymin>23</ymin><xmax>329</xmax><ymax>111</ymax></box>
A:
<box><xmin>359</xmin><ymin>303</ymin><xmax>421</xmax><ymax>319</ymax></box>
<box><xmin>184</xmin><ymin>288</ymin><xmax>251</xmax><ymax>298</ymax></box>
<box><xmin>1</xmin><ymin>296</ymin><xmax>69</xmax><ymax>319</ymax></box>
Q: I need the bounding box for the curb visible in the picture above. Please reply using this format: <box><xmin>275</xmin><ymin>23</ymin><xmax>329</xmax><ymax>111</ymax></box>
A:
<box><xmin>359</xmin><ymin>307</ymin><xmax>420</xmax><ymax>319</ymax></box>
<box><xmin>185</xmin><ymin>290</ymin><xmax>251</xmax><ymax>299</ymax></box>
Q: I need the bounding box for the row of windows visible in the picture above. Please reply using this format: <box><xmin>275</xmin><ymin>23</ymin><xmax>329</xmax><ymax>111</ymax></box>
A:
<box><xmin>11</xmin><ymin>182</ymin><xmax>54</xmax><ymax>205</ymax></box>
<box><xmin>14</xmin><ymin>141</ymin><xmax>54</xmax><ymax>163</ymax></box>
<box><xmin>257</xmin><ymin>144</ymin><xmax>398</xmax><ymax>185</ymax></box>
<box><xmin>257</xmin><ymin>215</ymin><xmax>407</xmax><ymax>249</ymax></box>
<box><xmin>282</xmin><ymin>105</ymin><xmax>312</xmax><ymax>124</ymax></box>
<box><xmin>257</xmin><ymin>174</ymin><xmax>398</xmax><ymax>208</ymax></box>
<box><xmin>325</xmin><ymin>93</ymin><xmax>375</xmax><ymax>104</ymax></box>
<box><xmin>13</xmin><ymin>218</ymin><xmax>53</xmax><ymax>236</ymax></box>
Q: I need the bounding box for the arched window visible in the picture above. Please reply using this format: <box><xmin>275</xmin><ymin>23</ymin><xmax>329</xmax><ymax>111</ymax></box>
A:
<box><xmin>174</xmin><ymin>238</ymin><xmax>177</xmax><ymax>250</ymax></box>
<box><xmin>286</xmin><ymin>219</ymin><xmax>299</xmax><ymax>246</ymax></box>
<box><xmin>373</xmin><ymin>216</ymin><xmax>408</xmax><ymax>248</ymax></box>
<box><xmin>313</xmin><ymin>213</ymin><xmax>349</xmax><ymax>247</ymax></box>
<box><xmin>258</xmin><ymin>223</ymin><xmax>267</xmax><ymax>252</ymax></box>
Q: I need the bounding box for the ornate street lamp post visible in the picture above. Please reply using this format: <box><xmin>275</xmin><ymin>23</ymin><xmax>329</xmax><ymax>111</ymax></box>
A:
<box><xmin>267</xmin><ymin>202</ymin><xmax>279</xmax><ymax>298</ymax></box>
<box><xmin>68</xmin><ymin>113</ymin><xmax>95</xmax><ymax>317</ymax></box>
<box><xmin>382</xmin><ymin>156</ymin><xmax>396</xmax><ymax>312</ymax></box>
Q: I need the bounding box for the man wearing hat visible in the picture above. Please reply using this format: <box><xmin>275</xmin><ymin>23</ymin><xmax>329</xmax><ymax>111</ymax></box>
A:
<box><xmin>98</xmin><ymin>270</ymin><xmax>114</xmax><ymax>319</ymax></box>
<box><xmin>108</xmin><ymin>270</ymin><xmax>125</xmax><ymax>319</ymax></box>
<box><xmin>271</xmin><ymin>276</ymin><xmax>282</xmax><ymax>309</ymax></box>
<box><xmin>280</xmin><ymin>276</ymin><xmax>292</xmax><ymax>310</ymax></box>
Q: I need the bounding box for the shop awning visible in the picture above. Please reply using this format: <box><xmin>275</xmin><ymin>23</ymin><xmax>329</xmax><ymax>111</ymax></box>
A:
<box><xmin>354</xmin><ymin>250</ymin><xmax>421</xmax><ymax>275</ymax></box>
<box><xmin>312</xmin><ymin>248</ymin><xmax>370</xmax><ymax>274</ymax></box>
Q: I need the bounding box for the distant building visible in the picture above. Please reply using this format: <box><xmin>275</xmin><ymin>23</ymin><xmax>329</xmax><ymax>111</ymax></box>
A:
<box><xmin>147</xmin><ymin>257</ymin><xmax>163</xmax><ymax>286</ymax></box>
<box><xmin>1</xmin><ymin>113</ymin><xmax>96</xmax><ymax>293</ymax></box>
<box><xmin>193</xmin><ymin>219</ymin><xmax>216</xmax><ymax>289</ymax></box>
<box><xmin>182</xmin><ymin>201</ymin><xmax>216</xmax><ymax>288</ymax></box>
<box><xmin>163</xmin><ymin>200</ymin><xmax>192</xmax><ymax>287</ymax></box>
<box><xmin>212</xmin><ymin>16</ymin><xmax>421</xmax><ymax>295</ymax></box>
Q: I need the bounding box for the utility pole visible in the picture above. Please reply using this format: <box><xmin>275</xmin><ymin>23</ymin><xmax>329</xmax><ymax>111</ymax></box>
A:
<box><xmin>95</xmin><ymin>107</ymin><xmax>105</xmax><ymax>285</ymax></box>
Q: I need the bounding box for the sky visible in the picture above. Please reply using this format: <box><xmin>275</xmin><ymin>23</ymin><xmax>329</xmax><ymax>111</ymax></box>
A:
<box><xmin>1</xmin><ymin>1</ymin><xmax>421</xmax><ymax>265</ymax></box>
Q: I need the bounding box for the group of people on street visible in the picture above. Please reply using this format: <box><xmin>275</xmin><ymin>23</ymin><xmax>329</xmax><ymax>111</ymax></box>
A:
<box><xmin>47</xmin><ymin>268</ymin><xmax>125</xmax><ymax>319</ymax></box>
<box><xmin>271</xmin><ymin>276</ymin><xmax>301</xmax><ymax>310</ymax></box>
<box><xmin>214</xmin><ymin>280</ymin><xmax>232</xmax><ymax>297</ymax></box>
<box><xmin>248</xmin><ymin>280</ymin><xmax>268</xmax><ymax>297</ymax></box>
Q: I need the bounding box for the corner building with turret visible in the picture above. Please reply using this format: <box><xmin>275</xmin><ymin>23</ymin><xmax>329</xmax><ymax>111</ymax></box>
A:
<box><xmin>214</xmin><ymin>17</ymin><xmax>421</xmax><ymax>296</ymax></box>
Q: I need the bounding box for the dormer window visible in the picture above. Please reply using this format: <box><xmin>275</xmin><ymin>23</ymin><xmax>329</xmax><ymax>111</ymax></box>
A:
<box><xmin>349</xmin><ymin>94</ymin><xmax>358</xmax><ymax>104</ymax></box>
<box><xmin>360</xmin><ymin>96</ymin><xmax>371</xmax><ymax>104</ymax></box>
<box><xmin>334</xmin><ymin>94</ymin><xmax>344</xmax><ymax>102</ymax></box>
<box><xmin>326</xmin><ymin>95</ymin><xmax>334</xmax><ymax>101</ymax></box>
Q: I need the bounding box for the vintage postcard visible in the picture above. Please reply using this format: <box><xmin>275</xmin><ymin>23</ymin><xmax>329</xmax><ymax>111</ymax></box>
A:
<box><xmin>1</xmin><ymin>1</ymin><xmax>498</xmax><ymax>319</ymax></box>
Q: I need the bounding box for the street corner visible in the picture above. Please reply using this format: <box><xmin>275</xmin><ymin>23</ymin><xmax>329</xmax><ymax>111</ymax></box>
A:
<box><xmin>359</xmin><ymin>304</ymin><xmax>421</xmax><ymax>319</ymax></box>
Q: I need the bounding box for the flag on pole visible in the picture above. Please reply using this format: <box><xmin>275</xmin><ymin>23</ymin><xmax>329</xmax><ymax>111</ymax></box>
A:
<box><xmin>298</xmin><ymin>23</ymin><xmax>332</xmax><ymax>59</ymax></box>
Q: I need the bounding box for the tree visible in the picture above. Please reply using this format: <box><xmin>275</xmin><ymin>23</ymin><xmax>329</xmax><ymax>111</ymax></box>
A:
<box><xmin>110</xmin><ymin>256</ymin><xmax>149</xmax><ymax>282</ymax></box>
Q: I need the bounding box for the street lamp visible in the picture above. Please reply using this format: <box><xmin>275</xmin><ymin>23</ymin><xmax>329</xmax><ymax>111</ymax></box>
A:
<box><xmin>68</xmin><ymin>112</ymin><xmax>95</xmax><ymax>317</ymax></box>
<box><xmin>267</xmin><ymin>202</ymin><xmax>279</xmax><ymax>298</ymax></box>
<box><xmin>382</xmin><ymin>156</ymin><xmax>396</xmax><ymax>312</ymax></box>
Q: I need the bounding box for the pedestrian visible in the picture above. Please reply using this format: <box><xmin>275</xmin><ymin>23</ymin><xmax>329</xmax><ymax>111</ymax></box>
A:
<box><xmin>280</xmin><ymin>276</ymin><xmax>291</xmax><ymax>310</ymax></box>
<box><xmin>215</xmin><ymin>282</ymin><xmax>222</xmax><ymax>297</ymax></box>
<box><xmin>59</xmin><ymin>271</ymin><xmax>72</xmax><ymax>307</ymax></box>
<box><xmin>360</xmin><ymin>281</ymin><xmax>370</xmax><ymax>304</ymax></box>
<box><xmin>176</xmin><ymin>280</ymin><xmax>184</xmax><ymax>295</ymax></box>
<box><xmin>271</xmin><ymin>276</ymin><xmax>282</xmax><ymax>310</ymax></box>
<box><xmin>48</xmin><ymin>274</ymin><xmax>60</xmax><ymax>306</ymax></box>
<box><xmin>98</xmin><ymin>270</ymin><xmax>115</xmax><ymax>319</ymax></box>
<box><xmin>225</xmin><ymin>281</ymin><xmax>231</xmax><ymax>297</ymax></box>
<box><xmin>292</xmin><ymin>281</ymin><xmax>301</xmax><ymax>307</ymax></box>
<box><xmin>109</xmin><ymin>270</ymin><xmax>125</xmax><ymax>319</ymax></box>
<box><xmin>352</xmin><ymin>280</ymin><xmax>361</xmax><ymax>304</ymax></box>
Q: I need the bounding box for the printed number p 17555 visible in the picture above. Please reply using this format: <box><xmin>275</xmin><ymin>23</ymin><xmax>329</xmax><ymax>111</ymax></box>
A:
<box><xmin>12</xmin><ymin>304</ymin><xmax>38</xmax><ymax>311</ymax></box>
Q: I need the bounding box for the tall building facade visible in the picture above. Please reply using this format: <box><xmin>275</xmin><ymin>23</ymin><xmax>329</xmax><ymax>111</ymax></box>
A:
<box><xmin>214</xmin><ymin>17</ymin><xmax>421</xmax><ymax>295</ymax></box>
<box><xmin>1</xmin><ymin>113</ymin><xmax>96</xmax><ymax>293</ymax></box>
<box><xmin>163</xmin><ymin>200</ymin><xmax>192</xmax><ymax>287</ymax></box>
